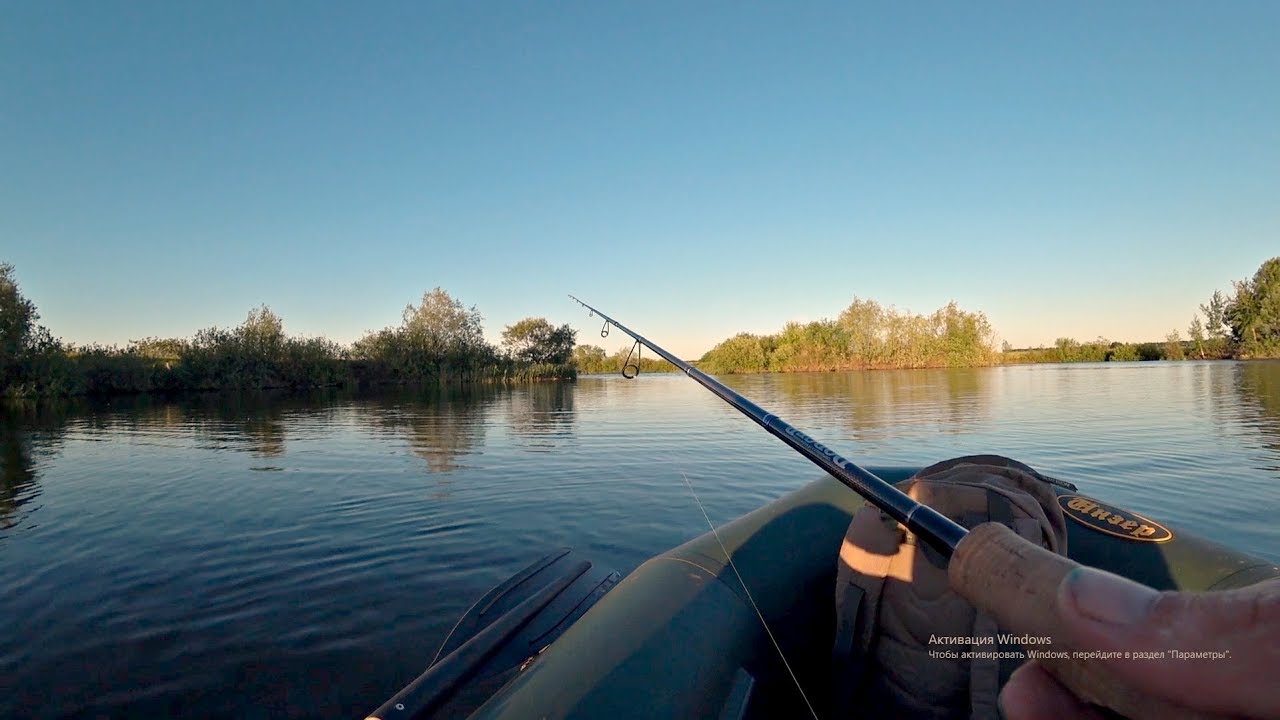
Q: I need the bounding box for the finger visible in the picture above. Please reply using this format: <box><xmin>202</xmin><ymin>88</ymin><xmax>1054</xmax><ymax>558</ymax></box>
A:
<box><xmin>1059</xmin><ymin>569</ymin><xmax>1280</xmax><ymax>718</ymax></box>
<box><xmin>1000</xmin><ymin>662</ymin><xmax>1106</xmax><ymax>720</ymax></box>
<box><xmin>951</xmin><ymin>523</ymin><xmax>1271</xmax><ymax>720</ymax></box>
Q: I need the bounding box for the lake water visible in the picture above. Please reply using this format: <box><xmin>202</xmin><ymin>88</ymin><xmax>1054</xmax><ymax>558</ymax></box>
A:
<box><xmin>3</xmin><ymin>361</ymin><xmax>1279</xmax><ymax>718</ymax></box>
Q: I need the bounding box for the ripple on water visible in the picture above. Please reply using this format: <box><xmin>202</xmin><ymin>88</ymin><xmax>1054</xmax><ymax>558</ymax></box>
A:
<box><xmin>3</xmin><ymin>366</ymin><xmax>1279</xmax><ymax>718</ymax></box>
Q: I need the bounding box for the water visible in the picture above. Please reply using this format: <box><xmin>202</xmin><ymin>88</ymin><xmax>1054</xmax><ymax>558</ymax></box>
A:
<box><xmin>2</xmin><ymin>361</ymin><xmax>1278</xmax><ymax>718</ymax></box>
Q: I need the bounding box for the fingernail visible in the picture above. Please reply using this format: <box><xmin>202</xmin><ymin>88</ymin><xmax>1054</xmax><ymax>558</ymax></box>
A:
<box><xmin>1063</xmin><ymin>567</ymin><xmax>1158</xmax><ymax>626</ymax></box>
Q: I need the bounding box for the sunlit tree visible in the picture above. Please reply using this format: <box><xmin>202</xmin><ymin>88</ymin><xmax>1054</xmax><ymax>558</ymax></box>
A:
<box><xmin>1200</xmin><ymin>290</ymin><xmax>1229</xmax><ymax>341</ymax></box>
<box><xmin>572</xmin><ymin>344</ymin><xmax>607</xmax><ymax>372</ymax></box>
<box><xmin>501</xmin><ymin>317</ymin><xmax>576</xmax><ymax>364</ymax></box>
<box><xmin>1225</xmin><ymin>257</ymin><xmax>1280</xmax><ymax>357</ymax></box>
<box><xmin>237</xmin><ymin>305</ymin><xmax>285</xmax><ymax>359</ymax></box>
<box><xmin>402</xmin><ymin>288</ymin><xmax>489</xmax><ymax>372</ymax></box>
<box><xmin>1188</xmin><ymin>315</ymin><xmax>1206</xmax><ymax>359</ymax></box>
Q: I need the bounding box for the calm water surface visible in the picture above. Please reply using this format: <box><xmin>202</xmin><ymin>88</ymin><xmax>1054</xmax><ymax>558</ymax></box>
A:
<box><xmin>3</xmin><ymin>361</ymin><xmax>1279</xmax><ymax>718</ymax></box>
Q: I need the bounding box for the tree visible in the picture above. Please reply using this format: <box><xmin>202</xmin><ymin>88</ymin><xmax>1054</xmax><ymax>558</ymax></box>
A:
<box><xmin>1200</xmin><ymin>290</ymin><xmax>1228</xmax><ymax>340</ymax></box>
<box><xmin>1</xmin><ymin>263</ymin><xmax>42</xmax><ymax>387</ymax></box>
<box><xmin>1164</xmin><ymin>329</ymin><xmax>1185</xmax><ymax>360</ymax></box>
<box><xmin>1225</xmin><ymin>257</ymin><xmax>1280</xmax><ymax>357</ymax></box>
<box><xmin>402</xmin><ymin>288</ymin><xmax>488</xmax><ymax>368</ymax></box>
<box><xmin>501</xmin><ymin>317</ymin><xmax>576</xmax><ymax>365</ymax></box>
<box><xmin>1055</xmin><ymin>337</ymin><xmax>1081</xmax><ymax>363</ymax></box>
<box><xmin>1188</xmin><ymin>315</ymin><xmax>1206</xmax><ymax>359</ymax></box>
<box><xmin>934</xmin><ymin>301</ymin><xmax>996</xmax><ymax>367</ymax></box>
<box><xmin>699</xmin><ymin>333</ymin><xmax>771</xmax><ymax>374</ymax></box>
<box><xmin>237</xmin><ymin>305</ymin><xmax>285</xmax><ymax>359</ymax></box>
<box><xmin>1109</xmin><ymin>343</ymin><xmax>1140</xmax><ymax>362</ymax></box>
<box><xmin>838</xmin><ymin>297</ymin><xmax>887</xmax><ymax>365</ymax></box>
<box><xmin>129</xmin><ymin>337</ymin><xmax>188</xmax><ymax>360</ymax></box>
<box><xmin>572</xmin><ymin>344</ymin><xmax>607</xmax><ymax>373</ymax></box>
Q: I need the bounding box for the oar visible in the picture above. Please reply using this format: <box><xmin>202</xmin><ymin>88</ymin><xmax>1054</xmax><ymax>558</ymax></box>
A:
<box><xmin>569</xmin><ymin>296</ymin><xmax>1214</xmax><ymax>720</ymax></box>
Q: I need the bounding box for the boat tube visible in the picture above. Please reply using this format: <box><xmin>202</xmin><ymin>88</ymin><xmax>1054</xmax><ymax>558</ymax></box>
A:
<box><xmin>372</xmin><ymin>468</ymin><xmax>1280</xmax><ymax>720</ymax></box>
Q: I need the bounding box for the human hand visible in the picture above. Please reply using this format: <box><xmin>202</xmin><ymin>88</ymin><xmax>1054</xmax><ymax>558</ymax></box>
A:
<box><xmin>949</xmin><ymin>523</ymin><xmax>1280</xmax><ymax>720</ymax></box>
<box><xmin>999</xmin><ymin>568</ymin><xmax>1280</xmax><ymax>719</ymax></box>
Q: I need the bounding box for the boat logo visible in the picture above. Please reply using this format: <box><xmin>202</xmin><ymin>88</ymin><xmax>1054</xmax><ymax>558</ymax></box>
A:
<box><xmin>1058</xmin><ymin>495</ymin><xmax>1173</xmax><ymax>542</ymax></box>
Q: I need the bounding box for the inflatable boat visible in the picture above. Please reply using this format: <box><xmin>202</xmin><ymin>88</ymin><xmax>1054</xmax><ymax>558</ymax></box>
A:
<box><xmin>366</xmin><ymin>466</ymin><xmax>1280</xmax><ymax>720</ymax></box>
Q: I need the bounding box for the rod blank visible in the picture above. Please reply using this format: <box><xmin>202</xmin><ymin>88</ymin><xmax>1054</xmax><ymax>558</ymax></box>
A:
<box><xmin>568</xmin><ymin>295</ymin><xmax>968</xmax><ymax>556</ymax></box>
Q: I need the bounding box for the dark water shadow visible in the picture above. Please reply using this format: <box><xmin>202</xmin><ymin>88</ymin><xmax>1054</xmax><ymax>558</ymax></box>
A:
<box><xmin>0</xmin><ymin>400</ymin><xmax>77</xmax><ymax>537</ymax></box>
<box><xmin>2</xmin><ymin>389</ymin><xmax>366</xmax><ymax>536</ymax></box>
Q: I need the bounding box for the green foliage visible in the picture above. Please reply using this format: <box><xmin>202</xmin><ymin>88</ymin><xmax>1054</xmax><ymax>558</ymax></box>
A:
<box><xmin>1164</xmin><ymin>330</ymin><xmax>1186</xmax><ymax>361</ymax></box>
<box><xmin>400</xmin><ymin>288</ymin><xmax>488</xmax><ymax>369</ymax></box>
<box><xmin>350</xmin><ymin>288</ymin><xmax>505</xmax><ymax>385</ymax></box>
<box><xmin>572</xmin><ymin>344</ymin><xmax>607</xmax><ymax>372</ymax></box>
<box><xmin>770</xmin><ymin>321</ymin><xmax>848</xmax><ymax>371</ymax></box>
<box><xmin>1002</xmin><ymin>338</ymin><xmax>1162</xmax><ymax>363</ymax></box>
<box><xmin>1109</xmin><ymin>343</ymin><xmax>1141</xmax><ymax>362</ymax></box>
<box><xmin>698</xmin><ymin>334</ymin><xmax>773</xmax><ymax>374</ymax></box>
<box><xmin>501</xmin><ymin>317</ymin><xmax>576</xmax><ymax>365</ymax></box>
<box><xmin>0</xmin><ymin>264</ymin><xmax>570</xmax><ymax>396</ymax></box>
<box><xmin>1188</xmin><ymin>316</ymin><xmax>1206</xmax><ymax>359</ymax></box>
<box><xmin>0</xmin><ymin>263</ymin><xmax>45</xmax><ymax>391</ymax></box>
<box><xmin>701</xmin><ymin>298</ymin><xmax>996</xmax><ymax>373</ymax></box>
<box><xmin>1224</xmin><ymin>257</ymin><xmax>1280</xmax><ymax>358</ymax></box>
<box><xmin>130</xmin><ymin>337</ymin><xmax>189</xmax><ymax>361</ymax></box>
<box><xmin>1051</xmin><ymin>337</ymin><xmax>1110</xmax><ymax>363</ymax></box>
<box><xmin>488</xmin><ymin>361</ymin><xmax>577</xmax><ymax>382</ymax></box>
<box><xmin>1200</xmin><ymin>290</ymin><xmax>1229</xmax><ymax>341</ymax></box>
<box><xmin>570</xmin><ymin>343</ymin><xmax>678</xmax><ymax>375</ymax></box>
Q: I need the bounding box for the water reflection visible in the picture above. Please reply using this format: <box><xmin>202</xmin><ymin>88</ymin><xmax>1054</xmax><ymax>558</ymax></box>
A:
<box><xmin>354</xmin><ymin>385</ymin><xmax>499</xmax><ymax>475</ymax></box>
<box><xmin>504</xmin><ymin>382</ymin><xmax>576</xmax><ymax>452</ymax></box>
<box><xmin>1234</xmin><ymin>361</ymin><xmax>1280</xmax><ymax>459</ymax></box>
<box><xmin>3</xmin><ymin>366</ymin><xmax>1280</xmax><ymax>720</ymax></box>
<box><xmin>185</xmin><ymin>393</ymin><xmax>291</xmax><ymax>458</ymax></box>
<box><xmin>0</xmin><ymin>401</ymin><xmax>74</xmax><ymax>535</ymax></box>
<box><xmin>56</xmin><ymin>391</ymin><xmax>345</xmax><ymax>458</ymax></box>
<box><xmin>757</xmin><ymin>368</ymin><xmax>991</xmax><ymax>442</ymax></box>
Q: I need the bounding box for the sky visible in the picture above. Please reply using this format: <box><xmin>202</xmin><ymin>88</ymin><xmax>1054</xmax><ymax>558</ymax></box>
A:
<box><xmin>2</xmin><ymin>2</ymin><xmax>1277</xmax><ymax>359</ymax></box>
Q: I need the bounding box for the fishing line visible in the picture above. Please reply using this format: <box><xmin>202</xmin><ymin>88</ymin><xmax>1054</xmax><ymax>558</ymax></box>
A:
<box><xmin>671</xmin><ymin>460</ymin><xmax>821</xmax><ymax>720</ymax></box>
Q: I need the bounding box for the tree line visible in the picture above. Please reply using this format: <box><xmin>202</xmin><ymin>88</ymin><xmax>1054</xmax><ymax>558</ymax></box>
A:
<box><xmin>0</xmin><ymin>265</ymin><xmax>577</xmax><ymax>397</ymax></box>
<box><xmin>696</xmin><ymin>300</ymin><xmax>998</xmax><ymax>373</ymax></box>
<box><xmin>571</xmin><ymin>344</ymin><xmax>678</xmax><ymax>375</ymax></box>
<box><xmin>689</xmin><ymin>256</ymin><xmax>1280</xmax><ymax>373</ymax></box>
<box><xmin>1004</xmin><ymin>257</ymin><xmax>1280</xmax><ymax>365</ymax></box>
<box><xmin>4</xmin><ymin>256</ymin><xmax>1277</xmax><ymax>394</ymax></box>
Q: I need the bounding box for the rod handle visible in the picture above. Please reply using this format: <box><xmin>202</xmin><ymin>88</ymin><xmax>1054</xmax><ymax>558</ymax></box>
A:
<box><xmin>949</xmin><ymin>523</ymin><xmax>1219</xmax><ymax>720</ymax></box>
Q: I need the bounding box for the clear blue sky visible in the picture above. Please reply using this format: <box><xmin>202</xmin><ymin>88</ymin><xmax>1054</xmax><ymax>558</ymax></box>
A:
<box><xmin>3</xmin><ymin>2</ymin><xmax>1276</xmax><ymax>359</ymax></box>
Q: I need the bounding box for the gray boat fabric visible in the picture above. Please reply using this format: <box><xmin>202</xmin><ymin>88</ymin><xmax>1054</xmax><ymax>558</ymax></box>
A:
<box><xmin>832</xmin><ymin>455</ymin><xmax>1069</xmax><ymax>720</ymax></box>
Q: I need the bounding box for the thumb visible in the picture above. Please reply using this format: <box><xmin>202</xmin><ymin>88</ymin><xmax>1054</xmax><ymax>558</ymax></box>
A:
<box><xmin>1058</xmin><ymin>568</ymin><xmax>1280</xmax><ymax>718</ymax></box>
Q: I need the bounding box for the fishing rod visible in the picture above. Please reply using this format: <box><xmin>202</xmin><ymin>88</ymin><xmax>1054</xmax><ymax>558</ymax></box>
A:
<box><xmin>569</xmin><ymin>295</ymin><xmax>968</xmax><ymax>556</ymax></box>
